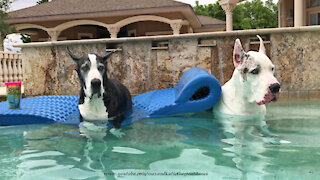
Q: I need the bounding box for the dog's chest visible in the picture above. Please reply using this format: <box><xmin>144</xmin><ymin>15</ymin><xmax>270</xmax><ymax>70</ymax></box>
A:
<box><xmin>78</xmin><ymin>97</ymin><xmax>109</xmax><ymax>121</ymax></box>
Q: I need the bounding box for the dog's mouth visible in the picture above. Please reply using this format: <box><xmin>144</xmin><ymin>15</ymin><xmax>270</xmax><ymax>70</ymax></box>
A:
<box><xmin>90</xmin><ymin>89</ymin><xmax>102</xmax><ymax>99</ymax></box>
<box><xmin>256</xmin><ymin>92</ymin><xmax>279</xmax><ymax>105</ymax></box>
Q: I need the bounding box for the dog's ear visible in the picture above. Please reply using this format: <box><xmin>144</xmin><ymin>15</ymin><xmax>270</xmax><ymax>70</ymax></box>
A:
<box><xmin>256</xmin><ymin>35</ymin><xmax>266</xmax><ymax>55</ymax></box>
<box><xmin>233</xmin><ymin>39</ymin><xmax>246</xmax><ymax>68</ymax></box>
<box><xmin>66</xmin><ymin>46</ymin><xmax>79</xmax><ymax>62</ymax></box>
<box><xmin>102</xmin><ymin>51</ymin><xmax>114</xmax><ymax>64</ymax></box>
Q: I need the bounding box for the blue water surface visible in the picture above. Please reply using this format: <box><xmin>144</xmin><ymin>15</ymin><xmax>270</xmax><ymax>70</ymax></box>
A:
<box><xmin>0</xmin><ymin>100</ymin><xmax>319</xmax><ymax>180</ymax></box>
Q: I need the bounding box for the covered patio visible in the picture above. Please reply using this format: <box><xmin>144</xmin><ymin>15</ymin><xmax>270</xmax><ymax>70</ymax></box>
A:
<box><xmin>6</xmin><ymin>0</ymin><xmax>226</xmax><ymax>42</ymax></box>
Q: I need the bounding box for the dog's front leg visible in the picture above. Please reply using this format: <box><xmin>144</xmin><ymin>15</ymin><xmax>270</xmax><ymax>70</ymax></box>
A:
<box><xmin>258</xmin><ymin>118</ymin><xmax>291</xmax><ymax>145</ymax></box>
<box><xmin>109</xmin><ymin>115</ymin><xmax>125</xmax><ymax>138</ymax></box>
<box><xmin>110</xmin><ymin>128</ymin><xmax>125</xmax><ymax>138</ymax></box>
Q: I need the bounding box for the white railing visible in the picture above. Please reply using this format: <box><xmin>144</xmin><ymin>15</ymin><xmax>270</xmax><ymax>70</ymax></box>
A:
<box><xmin>0</xmin><ymin>51</ymin><xmax>23</xmax><ymax>86</ymax></box>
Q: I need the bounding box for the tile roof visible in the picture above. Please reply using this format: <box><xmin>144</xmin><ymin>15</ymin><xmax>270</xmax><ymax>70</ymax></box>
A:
<box><xmin>9</xmin><ymin>0</ymin><xmax>189</xmax><ymax>18</ymax></box>
<box><xmin>197</xmin><ymin>15</ymin><xmax>226</xmax><ymax>27</ymax></box>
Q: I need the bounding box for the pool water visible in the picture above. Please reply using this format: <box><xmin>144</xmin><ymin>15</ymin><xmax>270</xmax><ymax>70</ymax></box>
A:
<box><xmin>0</xmin><ymin>100</ymin><xmax>319</xmax><ymax>180</ymax></box>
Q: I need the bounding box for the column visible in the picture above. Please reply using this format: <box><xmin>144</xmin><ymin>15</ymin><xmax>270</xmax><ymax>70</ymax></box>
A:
<box><xmin>170</xmin><ymin>20</ymin><xmax>183</xmax><ymax>35</ymax></box>
<box><xmin>107</xmin><ymin>26</ymin><xmax>120</xmax><ymax>39</ymax></box>
<box><xmin>220</xmin><ymin>2</ymin><xmax>236</xmax><ymax>31</ymax></box>
<box><xmin>0</xmin><ymin>33</ymin><xmax>4</xmax><ymax>51</ymax></box>
<box><xmin>294</xmin><ymin>0</ymin><xmax>303</xmax><ymax>27</ymax></box>
<box><xmin>278</xmin><ymin>2</ymin><xmax>282</xmax><ymax>27</ymax></box>
<box><xmin>188</xmin><ymin>26</ymin><xmax>194</xmax><ymax>33</ymax></box>
<box><xmin>47</xmin><ymin>30</ymin><xmax>61</xmax><ymax>41</ymax></box>
<box><xmin>17</xmin><ymin>54</ymin><xmax>23</xmax><ymax>82</ymax></box>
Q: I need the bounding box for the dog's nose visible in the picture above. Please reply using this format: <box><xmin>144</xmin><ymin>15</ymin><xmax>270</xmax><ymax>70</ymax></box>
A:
<box><xmin>91</xmin><ymin>79</ymin><xmax>101</xmax><ymax>88</ymax></box>
<box><xmin>269</xmin><ymin>83</ymin><xmax>280</xmax><ymax>93</ymax></box>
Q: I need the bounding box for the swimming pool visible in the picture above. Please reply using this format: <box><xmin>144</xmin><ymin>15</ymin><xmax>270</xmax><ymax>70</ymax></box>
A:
<box><xmin>0</xmin><ymin>100</ymin><xmax>319</xmax><ymax>180</ymax></box>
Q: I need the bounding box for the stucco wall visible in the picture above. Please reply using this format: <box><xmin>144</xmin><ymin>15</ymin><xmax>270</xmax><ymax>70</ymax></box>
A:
<box><xmin>19</xmin><ymin>29</ymin><xmax>320</xmax><ymax>98</ymax></box>
<box><xmin>21</xmin><ymin>43</ymin><xmax>106</xmax><ymax>96</ymax></box>
<box><xmin>271</xmin><ymin>32</ymin><xmax>320</xmax><ymax>91</ymax></box>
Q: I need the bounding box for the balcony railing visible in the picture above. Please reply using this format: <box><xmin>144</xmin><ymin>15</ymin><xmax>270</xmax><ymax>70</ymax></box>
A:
<box><xmin>0</xmin><ymin>51</ymin><xmax>23</xmax><ymax>96</ymax></box>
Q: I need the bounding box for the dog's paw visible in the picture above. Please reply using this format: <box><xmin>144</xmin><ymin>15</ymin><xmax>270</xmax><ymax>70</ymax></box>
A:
<box><xmin>262</xmin><ymin>137</ymin><xmax>291</xmax><ymax>145</ymax></box>
<box><xmin>262</xmin><ymin>137</ymin><xmax>281</xmax><ymax>145</ymax></box>
<box><xmin>260</xmin><ymin>125</ymin><xmax>278</xmax><ymax>137</ymax></box>
<box><xmin>82</xmin><ymin>122</ymin><xmax>106</xmax><ymax>132</ymax></box>
<box><xmin>110</xmin><ymin>128</ymin><xmax>125</xmax><ymax>138</ymax></box>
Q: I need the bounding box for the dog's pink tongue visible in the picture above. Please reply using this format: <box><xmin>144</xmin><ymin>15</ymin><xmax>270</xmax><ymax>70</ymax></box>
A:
<box><xmin>256</xmin><ymin>93</ymin><xmax>276</xmax><ymax>105</ymax></box>
<box><xmin>256</xmin><ymin>101</ymin><xmax>264</xmax><ymax>105</ymax></box>
<box><xmin>257</xmin><ymin>93</ymin><xmax>280</xmax><ymax>105</ymax></box>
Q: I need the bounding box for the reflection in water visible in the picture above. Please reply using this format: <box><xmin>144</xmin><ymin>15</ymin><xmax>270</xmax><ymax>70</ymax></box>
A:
<box><xmin>113</xmin><ymin>148</ymin><xmax>241</xmax><ymax>180</ymax></box>
<box><xmin>216</xmin><ymin>100</ymin><xmax>320</xmax><ymax>180</ymax></box>
<box><xmin>17</xmin><ymin>121</ymin><xmax>188</xmax><ymax>179</ymax></box>
<box><xmin>1</xmin><ymin>100</ymin><xmax>320</xmax><ymax>180</ymax></box>
<box><xmin>215</xmin><ymin>112</ymin><xmax>274</xmax><ymax>180</ymax></box>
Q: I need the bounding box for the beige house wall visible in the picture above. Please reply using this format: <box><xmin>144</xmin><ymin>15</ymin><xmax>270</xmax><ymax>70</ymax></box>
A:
<box><xmin>279</xmin><ymin>0</ymin><xmax>320</xmax><ymax>27</ymax></box>
<box><xmin>60</xmin><ymin>26</ymin><xmax>101</xmax><ymax>40</ymax></box>
<box><xmin>127</xmin><ymin>21</ymin><xmax>173</xmax><ymax>36</ymax></box>
<box><xmin>279</xmin><ymin>0</ymin><xmax>294</xmax><ymax>27</ymax></box>
<box><xmin>306</xmin><ymin>3</ymin><xmax>320</xmax><ymax>24</ymax></box>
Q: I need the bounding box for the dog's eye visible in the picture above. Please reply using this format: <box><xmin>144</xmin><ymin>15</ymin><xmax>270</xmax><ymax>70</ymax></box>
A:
<box><xmin>250</xmin><ymin>68</ymin><xmax>260</xmax><ymax>75</ymax></box>
<box><xmin>81</xmin><ymin>65</ymin><xmax>89</xmax><ymax>71</ymax></box>
<box><xmin>271</xmin><ymin>67</ymin><xmax>275</xmax><ymax>71</ymax></box>
<box><xmin>98</xmin><ymin>65</ymin><xmax>104</xmax><ymax>71</ymax></box>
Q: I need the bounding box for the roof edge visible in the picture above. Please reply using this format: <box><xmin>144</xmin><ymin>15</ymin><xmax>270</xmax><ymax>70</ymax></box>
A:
<box><xmin>180</xmin><ymin>5</ymin><xmax>202</xmax><ymax>28</ymax></box>
<box><xmin>7</xmin><ymin>5</ymin><xmax>191</xmax><ymax>24</ymax></box>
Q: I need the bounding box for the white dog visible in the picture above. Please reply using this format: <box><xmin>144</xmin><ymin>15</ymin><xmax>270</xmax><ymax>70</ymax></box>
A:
<box><xmin>214</xmin><ymin>35</ymin><xmax>280</xmax><ymax>115</ymax></box>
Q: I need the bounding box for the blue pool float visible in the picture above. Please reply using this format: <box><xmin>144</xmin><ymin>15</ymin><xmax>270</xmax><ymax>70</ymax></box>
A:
<box><xmin>0</xmin><ymin>95</ymin><xmax>79</xmax><ymax>126</ymax></box>
<box><xmin>0</xmin><ymin>67</ymin><xmax>221</xmax><ymax>126</ymax></box>
<box><xmin>133</xmin><ymin>67</ymin><xmax>221</xmax><ymax>117</ymax></box>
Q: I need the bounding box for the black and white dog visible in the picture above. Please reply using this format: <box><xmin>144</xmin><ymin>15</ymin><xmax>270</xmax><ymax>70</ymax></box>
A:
<box><xmin>67</xmin><ymin>47</ymin><xmax>132</xmax><ymax>135</ymax></box>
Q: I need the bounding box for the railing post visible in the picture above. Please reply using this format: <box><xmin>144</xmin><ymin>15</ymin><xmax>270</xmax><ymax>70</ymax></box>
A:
<box><xmin>7</xmin><ymin>54</ymin><xmax>13</xmax><ymax>82</ymax></box>
<box><xmin>17</xmin><ymin>54</ymin><xmax>23</xmax><ymax>82</ymax></box>
<box><xmin>3</xmin><ymin>53</ymin><xmax>8</xmax><ymax>83</ymax></box>
<box><xmin>0</xmin><ymin>52</ymin><xmax>23</xmax><ymax>85</ymax></box>
<box><xmin>12</xmin><ymin>54</ymin><xmax>19</xmax><ymax>81</ymax></box>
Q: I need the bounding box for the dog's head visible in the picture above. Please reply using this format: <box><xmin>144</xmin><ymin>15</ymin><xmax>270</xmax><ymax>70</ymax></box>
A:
<box><xmin>67</xmin><ymin>47</ymin><xmax>113</xmax><ymax>99</ymax></box>
<box><xmin>232</xmin><ymin>35</ymin><xmax>280</xmax><ymax>105</ymax></box>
